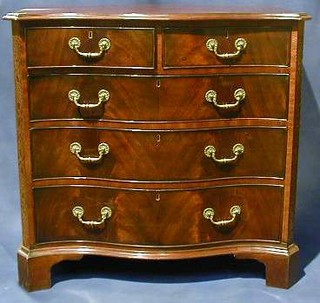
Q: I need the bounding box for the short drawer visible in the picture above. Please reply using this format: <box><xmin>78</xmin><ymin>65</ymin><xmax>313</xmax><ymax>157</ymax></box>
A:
<box><xmin>34</xmin><ymin>185</ymin><xmax>283</xmax><ymax>245</ymax></box>
<box><xmin>26</xmin><ymin>27</ymin><xmax>155</xmax><ymax>68</ymax></box>
<box><xmin>31</xmin><ymin>127</ymin><xmax>286</xmax><ymax>181</ymax></box>
<box><xmin>29</xmin><ymin>75</ymin><xmax>157</xmax><ymax>120</ymax></box>
<box><xmin>164</xmin><ymin>27</ymin><xmax>291</xmax><ymax>67</ymax></box>
<box><xmin>29</xmin><ymin>74</ymin><xmax>289</xmax><ymax>121</ymax></box>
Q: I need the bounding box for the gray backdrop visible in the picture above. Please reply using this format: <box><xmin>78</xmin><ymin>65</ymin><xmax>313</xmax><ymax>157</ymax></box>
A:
<box><xmin>0</xmin><ymin>0</ymin><xmax>319</xmax><ymax>302</ymax></box>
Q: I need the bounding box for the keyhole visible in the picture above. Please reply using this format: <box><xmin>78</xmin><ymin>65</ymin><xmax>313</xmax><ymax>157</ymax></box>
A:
<box><xmin>156</xmin><ymin>79</ymin><xmax>161</xmax><ymax>88</ymax></box>
<box><xmin>156</xmin><ymin>134</ymin><xmax>161</xmax><ymax>143</ymax></box>
<box><xmin>155</xmin><ymin>193</ymin><xmax>161</xmax><ymax>202</ymax></box>
<box><xmin>88</xmin><ymin>31</ymin><xmax>93</xmax><ymax>39</ymax></box>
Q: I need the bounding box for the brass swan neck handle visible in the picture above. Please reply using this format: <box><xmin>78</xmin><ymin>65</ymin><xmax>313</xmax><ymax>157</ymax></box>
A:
<box><xmin>203</xmin><ymin>206</ymin><xmax>241</xmax><ymax>229</ymax></box>
<box><xmin>68</xmin><ymin>89</ymin><xmax>110</xmax><ymax>109</ymax></box>
<box><xmin>205</xmin><ymin>88</ymin><xmax>246</xmax><ymax>109</ymax></box>
<box><xmin>206</xmin><ymin>37</ymin><xmax>247</xmax><ymax>59</ymax></box>
<box><xmin>72</xmin><ymin>206</ymin><xmax>112</xmax><ymax>228</ymax></box>
<box><xmin>204</xmin><ymin>144</ymin><xmax>244</xmax><ymax>165</ymax></box>
<box><xmin>70</xmin><ymin>142</ymin><xmax>110</xmax><ymax>164</ymax></box>
<box><xmin>68</xmin><ymin>37</ymin><xmax>111</xmax><ymax>59</ymax></box>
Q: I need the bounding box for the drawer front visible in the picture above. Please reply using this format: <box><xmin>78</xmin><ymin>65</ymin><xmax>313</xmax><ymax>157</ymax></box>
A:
<box><xmin>159</xmin><ymin>75</ymin><xmax>288</xmax><ymax>120</ymax></box>
<box><xmin>34</xmin><ymin>185</ymin><xmax>283</xmax><ymax>245</ymax></box>
<box><xmin>164</xmin><ymin>27</ymin><xmax>291</xmax><ymax>67</ymax></box>
<box><xmin>26</xmin><ymin>28</ymin><xmax>155</xmax><ymax>68</ymax></box>
<box><xmin>29</xmin><ymin>76</ymin><xmax>157</xmax><ymax>120</ymax></box>
<box><xmin>32</xmin><ymin>128</ymin><xmax>286</xmax><ymax>181</ymax></box>
<box><xmin>29</xmin><ymin>75</ymin><xmax>288</xmax><ymax>121</ymax></box>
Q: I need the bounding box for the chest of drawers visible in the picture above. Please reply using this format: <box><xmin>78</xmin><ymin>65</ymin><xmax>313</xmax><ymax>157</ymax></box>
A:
<box><xmin>4</xmin><ymin>5</ymin><xmax>310</xmax><ymax>291</ymax></box>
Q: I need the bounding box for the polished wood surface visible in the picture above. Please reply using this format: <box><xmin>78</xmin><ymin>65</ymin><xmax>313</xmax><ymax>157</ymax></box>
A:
<box><xmin>3</xmin><ymin>4</ymin><xmax>311</xmax><ymax>21</ymax></box>
<box><xmin>17</xmin><ymin>247</ymin><xmax>83</xmax><ymax>291</ymax></box>
<box><xmin>34</xmin><ymin>185</ymin><xmax>283</xmax><ymax>244</ymax></box>
<box><xmin>27</xmin><ymin>28</ymin><xmax>155</xmax><ymax>68</ymax></box>
<box><xmin>4</xmin><ymin>5</ymin><xmax>309</xmax><ymax>290</ymax></box>
<box><xmin>30</xmin><ymin>74</ymin><xmax>288</xmax><ymax>121</ymax></box>
<box><xmin>159</xmin><ymin>75</ymin><xmax>288</xmax><ymax>119</ymax></box>
<box><xmin>164</xmin><ymin>27</ymin><xmax>291</xmax><ymax>67</ymax></box>
<box><xmin>30</xmin><ymin>75</ymin><xmax>158</xmax><ymax>120</ymax></box>
<box><xmin>31</xmin><ymin>128</ymin><xmax>286</xmax><ymax>181</ymax></box>
<box><xmin>11</xmin><ymin>22</ymin><xmax>36</xmax><ymax>248</ymax></box>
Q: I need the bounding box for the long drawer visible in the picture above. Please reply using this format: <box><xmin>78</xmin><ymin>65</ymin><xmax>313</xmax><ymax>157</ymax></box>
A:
<box><xmin>29</xmin><ymin>74</ymin><xmax>289</xmax><ymax>121</ymax></box>
<box><xmin>26</xmin><ymin>27</ymin><xmax>155</xmax><ymax>68</ymax></box>
<box><xmin>31</xmin><ymin>127</ymin><xmax>286</xmax><ymax>181</ymax></box>
<box><xmin>34</xmin><ymin>185</ymin><xmax>283</xmax><ymax>245</ymax></box>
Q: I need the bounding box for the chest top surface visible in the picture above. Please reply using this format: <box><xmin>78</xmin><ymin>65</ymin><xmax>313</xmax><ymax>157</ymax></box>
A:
<box><xmin>3</xmin><ymin>1</ymin><xmax>311</xmax><ymax>21</ymax></box>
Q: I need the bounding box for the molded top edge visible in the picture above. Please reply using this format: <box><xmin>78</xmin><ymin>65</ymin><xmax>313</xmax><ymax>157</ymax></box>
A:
<box><xmin>3</xmin><ymin>6</ymin><xmax>312</xmax><ymax>21</ymax></box>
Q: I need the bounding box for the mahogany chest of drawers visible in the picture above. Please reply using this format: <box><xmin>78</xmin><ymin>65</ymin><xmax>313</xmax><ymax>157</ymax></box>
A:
<box><xmin>4</xmin><ymin>5</ymin><xmax>310</xmax><ymax>291</ymax></box>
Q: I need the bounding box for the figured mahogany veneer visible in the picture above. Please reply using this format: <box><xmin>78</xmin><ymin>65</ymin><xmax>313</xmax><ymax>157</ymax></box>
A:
<box><xmin>30</xmin><ymin>76</ymin><xmax>158</xmax><ymax>120</ymax></box>
<box><xmin>4</xmin><ymin>4</ymin><xmax>310</xmax><ymax>291</ymax></box>
<box><xmin>29</xmin><ymin>74</ymin><xmax>289</xmax><ymax>121</ymax></box>
<box><xmin>34</xmin><ymin>185</ymin><xmax>283</xmax><ymax>244</ymax></box>
<box><xmin>164</xmin><ymin>27</ymin><xmax>291</xmax><ymax>67</ymax></box>
<box><xmin>26</xmin><ymin>28</ymin><xmax>155</xmax><ymax>68</ymax></box>
<box><xmin>31</xmin><ymin>127</ymin><xmax>286</xmax><ymax>181</ymax></box>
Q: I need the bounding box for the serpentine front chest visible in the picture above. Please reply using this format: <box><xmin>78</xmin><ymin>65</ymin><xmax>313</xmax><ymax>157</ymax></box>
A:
<box><xmin>4</xmin><ymin>4</ymin><xmax>310</xmax><ymax>290</ymax></box>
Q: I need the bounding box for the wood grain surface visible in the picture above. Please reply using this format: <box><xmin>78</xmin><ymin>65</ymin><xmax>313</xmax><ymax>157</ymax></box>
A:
<box><xmin>31</xmin><ymin>127</ymin><xmax>286</xmax><ymax>181</ymax></box>
<box><xmin>34</xmin><ymin>185</ymin><xmax>283</xmax><ymax>244</ymax></box>
<box><xmin>26</xmin><ymin>28</ymin><xmax>155</xmax><ymax>68</ymax></box>
<box><xmin>29</xmin><ymin>74</ymin><xmax>289</xmax><ymax>121</ymax></box>
<box><xmin>164</xmin><ymin>27</ymin><xmax>291</xmax><ymax>67</ymax></box>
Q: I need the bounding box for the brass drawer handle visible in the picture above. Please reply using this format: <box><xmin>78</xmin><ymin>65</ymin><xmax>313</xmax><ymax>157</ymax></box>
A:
<box><xmin>203</xmin><ymin>206</ymin><xmax>241</xmax><ymax>229</ymax></box>
<box><xmin>70</xmin><ymin>142</ymin><xmax>110</xmax><ymax>163</ymax></box>
<box><xmin>205</xmin><ymin>88</ymin><xmax>246</xmax><ymax>109</ymax></box>
<box><xmin>68</xmin><ymin>89</ymin><xmax>110</xmax><ymax>109</ymax></box>
<box><xmin>68</xmin><ymin>37</ymin><xmax>111</xmax><ymax>59</ymax></box>
<box><xmin>206</xmin><ymin>38</ymin><xmax>247</xmax><ymax>59</ymax></box>
<box><xmin>72</xmin><ymin>206</ymin><xmax>112</xmax><ymax>228</ymax></box>
<box><xmin>204</xmin><ymin>144</ymin><xmax>244</xmax><ymax>164</ymax></box>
